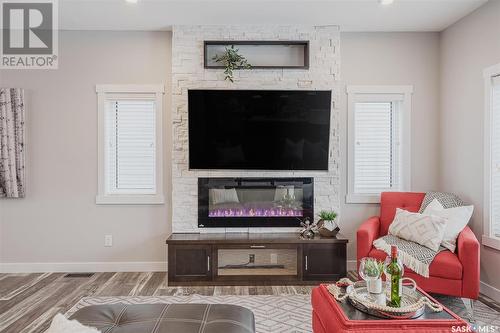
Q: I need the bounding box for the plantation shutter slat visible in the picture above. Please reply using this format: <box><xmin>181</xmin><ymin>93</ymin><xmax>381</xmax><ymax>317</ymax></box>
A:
<box><xmin>105</xmin><ymin>99</ymin><xmax>156</xmax><ymax>194</ymax></box>
<box><xmin>354</xmin><ymin>101</ymin><xmax>401</xmax><ymax>194</ymax></box>
<box><xmin>491</xmin><ymin>76</ymin><xmax>500</xmax><ymax>237</ymax></box>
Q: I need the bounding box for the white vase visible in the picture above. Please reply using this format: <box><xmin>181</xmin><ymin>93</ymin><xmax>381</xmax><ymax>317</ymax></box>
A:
<box><xmin>367</xmin><ymin>278</ymin><xmax>383</xmax><ymax>294</ymax></box>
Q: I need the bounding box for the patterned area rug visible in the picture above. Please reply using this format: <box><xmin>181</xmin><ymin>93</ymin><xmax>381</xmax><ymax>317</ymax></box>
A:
<box><xmin>431</xmin><ymin>294</ymin><xmax>500</xmax><ymax>329</ymax></box>
<box><xmin>67</xmin><ymin>293</ymin><xmax>500</xmax><ymax>333</ymax></box>
<box><xmin>67</xmin><ymin>295</ymin><xmax>312</xmax><ymax>333</ymax></box>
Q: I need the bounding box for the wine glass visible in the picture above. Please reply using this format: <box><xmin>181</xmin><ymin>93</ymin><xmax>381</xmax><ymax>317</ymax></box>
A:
<box><xmin>359</xmin><ymin>257</ymin><xmax>383</xmax><ymax>294</ymax></box>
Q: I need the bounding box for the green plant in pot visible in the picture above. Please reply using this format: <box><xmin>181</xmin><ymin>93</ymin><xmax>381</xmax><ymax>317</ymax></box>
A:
<box><xmin>212</xmin><ymin>45</ymin><xmax>252</xmax><ymax>82</ymax></box>
<box><xmin>317</xmin><ymin>210</ymin><xmax>340</xmax><ymax>237</ymax></box>
<box><xmin>359</xmin><ymin>257</ymin><xmax>384</xmax><ymax>294</ymax></box>
<box><xmin>363</xmin><ymin>258</ymin><xmax>384</xmax><ymax>279</ymax></box>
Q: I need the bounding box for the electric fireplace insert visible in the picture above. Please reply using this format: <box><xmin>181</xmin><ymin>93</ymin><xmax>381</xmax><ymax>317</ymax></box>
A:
<box><xmin>198</xmin><ymin>177</ymin><xmax>313</xmax><ymax>228</ymax></box>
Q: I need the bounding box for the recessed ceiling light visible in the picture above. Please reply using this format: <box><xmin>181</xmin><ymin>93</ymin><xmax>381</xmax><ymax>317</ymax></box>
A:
<box><xmin>379</xmin><ymin>0</ymin><xmax>395</xmax><ymax>5</ymax></box>
<box><xmin>125</xmin><ymin>0</ymin><xmax>138</xmax><ymax>3</ymax></box>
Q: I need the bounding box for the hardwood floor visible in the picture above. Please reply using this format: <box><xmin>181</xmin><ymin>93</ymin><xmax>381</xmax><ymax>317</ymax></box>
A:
<box><xmin>1</xmin><ymin>271</ymin><xmax>499</xmax><ymax>333</ymax></box>
<box><xmin>0</xmin><ymin>272</ymin><xmax>314</xmax><ymax>333</ymax></box>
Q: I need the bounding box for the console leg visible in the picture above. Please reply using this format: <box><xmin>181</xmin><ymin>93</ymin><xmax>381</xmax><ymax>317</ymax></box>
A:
<box><xmin>462</xmin><ymin>298</ymin><xmax>475</xmax><ymax>323</ymax></box>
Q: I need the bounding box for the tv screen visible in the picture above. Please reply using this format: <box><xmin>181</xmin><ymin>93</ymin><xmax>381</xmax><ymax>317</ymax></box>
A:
<box><xmin>188</xmin><ymin>90</ymin><xmax>331</xmax><ymax>170</ymax></box>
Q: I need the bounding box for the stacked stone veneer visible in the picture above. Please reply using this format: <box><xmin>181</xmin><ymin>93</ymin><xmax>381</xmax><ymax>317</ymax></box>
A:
<box><xmin>172</xmin><ymin>25</ymin><xmax>341</xmax><ymax>233</ymax></box>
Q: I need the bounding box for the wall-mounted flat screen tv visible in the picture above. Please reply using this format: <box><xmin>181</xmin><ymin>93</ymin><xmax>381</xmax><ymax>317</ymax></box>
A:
<box><xmin>188</xmin><ymin>90</ymin><xmax>331</xmax><ymax>170</ymax></box>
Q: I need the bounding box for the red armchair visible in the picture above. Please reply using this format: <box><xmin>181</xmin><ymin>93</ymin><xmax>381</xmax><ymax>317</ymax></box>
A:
<box><xmin>356</xmin><ymin>192</ymin><xmax>480</xmax><ymax>301</ymax></box>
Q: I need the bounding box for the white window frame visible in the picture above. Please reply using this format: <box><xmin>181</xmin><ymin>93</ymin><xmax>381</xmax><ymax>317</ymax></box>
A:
<box><xmin>483</xmin><ymin>63</ymin><xmax>500</xmax><ymax>251</ymax></box>
<box><xmin>346</xmin><ymin>85</ymin><xmax>413</xmax><ymax>204</ymax></box>
<box><xmin>96</xmin><ymin>84</ymin><xmax>165</xmax><ymax>205</ymax></box>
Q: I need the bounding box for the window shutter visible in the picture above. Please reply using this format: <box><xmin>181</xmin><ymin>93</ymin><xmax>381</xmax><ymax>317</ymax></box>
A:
<box><xmin>491</xmin><ymin>76</ymin><xmax>500</xmax><ymax>237</ymax></box>
<box><xmin>353</xmin><ymin>101</ymin><xmax>401</xmax><ymax>194</ymax></box>
<box><xmin>105</xmin><ymin>99</ymin><xmax>156</xmax><ymax>194</ymax></box>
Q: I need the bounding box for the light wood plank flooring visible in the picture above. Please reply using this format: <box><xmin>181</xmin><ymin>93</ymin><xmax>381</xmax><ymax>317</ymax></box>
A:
<box><xmin>0</xmin><ymin>272</ymin><xmax>314</xmax><ymax>333</ymax></box>
<box><xmin>1</xmin><ymin>272</ymin><xmax>499</xmax><ymax>333</ymax></box>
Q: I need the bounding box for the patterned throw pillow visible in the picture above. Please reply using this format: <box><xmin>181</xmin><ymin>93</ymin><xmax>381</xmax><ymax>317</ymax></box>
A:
<box><xmin>389</xmin><ymin>208</ymin><xmax>448</xmax><ymax>252</ymax></box>
<box><xmin>418</xmin><ymin>191</ymin><xmax>465</xmax><ymax>213</ymax></box>
<box><xmin>423</xmin><ymin>199</ymin><xmax>474</xmax><ymax>252</ymax></box>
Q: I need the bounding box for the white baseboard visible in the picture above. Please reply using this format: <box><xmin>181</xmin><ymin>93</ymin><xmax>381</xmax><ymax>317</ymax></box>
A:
<box><xmin>480</xmin><ymin>280</ymin><xmax>500</xmax><ymax>302</ymax></box>
<box><xmin>0</xmin><ymin>261</ymin><xmax>167</xmax><ymax>273</ymax></box>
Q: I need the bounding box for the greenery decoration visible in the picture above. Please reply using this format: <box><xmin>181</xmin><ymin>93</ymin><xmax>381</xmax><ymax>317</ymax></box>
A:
<box><xmin>318</xmin><ymin>210</ymin><xmax>338</xmax><ymax>221</ymax></box>
<box><xmin>364</xmin><ymin>258</ymin><xmax>384</xmax><ymax>278</ymax></box>
<box><xmin>212</xmin><ymin>45</ymin><xmax>252</xmax><ymax>82</ymax></box>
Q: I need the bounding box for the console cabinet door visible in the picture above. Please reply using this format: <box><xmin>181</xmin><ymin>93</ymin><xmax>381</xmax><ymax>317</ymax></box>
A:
<box><xmin>168</xmin><ymin>245</ymin><xmax>213</xmax><ymax>282</ymax></box>
<box><xmin>302</xmin><ymin>244</ymin><xmax>346</xmax><ymax>281</ymax></box>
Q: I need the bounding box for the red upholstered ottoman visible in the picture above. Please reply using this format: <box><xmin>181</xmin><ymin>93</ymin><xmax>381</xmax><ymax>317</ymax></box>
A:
<box><xmin>311</xmin><ymin>284</ymin><xmax>470</xmax><ymax>333</ymax></box>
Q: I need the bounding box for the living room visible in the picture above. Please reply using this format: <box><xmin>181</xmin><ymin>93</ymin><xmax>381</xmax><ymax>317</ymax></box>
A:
<box><xmin>0</xmin><ymin>0</ymin><xmax>499</xmax><ymax>332</ymax></box>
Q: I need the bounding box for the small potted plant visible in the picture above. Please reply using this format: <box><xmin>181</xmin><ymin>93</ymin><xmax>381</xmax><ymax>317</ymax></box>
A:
<box><xmin>359</xmin><ymin>257</ymin><xmax>384</xmax><ymax>294</ymax></box>
<box><xmin>212</xmin><ymin>45</ymin><xmax>252</xmax><ymax>82</ymax></box>
<box><xmin>317</xmin><ymin>210</ymin><xmax>340</xmax><ymax>237</ymax></box>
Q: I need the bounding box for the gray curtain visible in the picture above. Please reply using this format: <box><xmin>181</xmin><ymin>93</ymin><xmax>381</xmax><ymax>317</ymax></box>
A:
<box><xmin>0</xmin><ymin>88</ymin><xmax>25</xmax><ymax>198</ymax></box>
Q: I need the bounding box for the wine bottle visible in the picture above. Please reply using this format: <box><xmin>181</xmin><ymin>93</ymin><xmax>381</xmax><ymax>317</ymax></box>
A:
<box><xmin>387</xmin><ymin>245</ymin><xmax>402</xmax><ymax>307</ymax></box>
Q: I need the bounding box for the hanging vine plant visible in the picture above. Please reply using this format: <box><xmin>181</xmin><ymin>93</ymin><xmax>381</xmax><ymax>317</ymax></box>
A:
<box><xmin>212</xmin><ymin>45</ymin><xmax>252</xmax><ymax>82</ymax></box>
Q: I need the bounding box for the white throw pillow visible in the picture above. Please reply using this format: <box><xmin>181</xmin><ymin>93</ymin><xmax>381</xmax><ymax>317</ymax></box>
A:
<box><xmin>45</xmin><ymin>314</ymin><xmax>99</xmax><ymax>333</ymax></box>
<box><xmin>389</xmin><ymin>208</ymin><xmax>448</xmax><ymax>252</ymax></box>
<box><xmin>210</xmin><ymin>188</ymin><xmax>240</xmax><ymax>205</ymax></box>
<box><xmin>423</xmin><ymin>198</ymin><xmax>474</xmax><ymax>252</ymax></box>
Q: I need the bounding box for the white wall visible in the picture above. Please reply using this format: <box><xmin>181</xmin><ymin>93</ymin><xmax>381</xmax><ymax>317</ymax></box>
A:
<box><xmin>0</xmin><ymin>31</ymin><xmax>172</xmax><ymax>272</ymax></box>
<box><xmin>1</xmin><ymin>22</ymin><xmax>493</xmax><ymax>285</ymax></box>
<box><xmin>0</xmin><ymin>29</ymin><xmax>443</xmax><ymax>271</ymax></box>
<box><xmin>340</xmin><ymin>32</ymin><xmax>442</xmax><ymax>261</ymax></box>
<box><xmin>440</xmin><ymin>0</ymin><xmax>500</xmax><ymax>292</ymax></box>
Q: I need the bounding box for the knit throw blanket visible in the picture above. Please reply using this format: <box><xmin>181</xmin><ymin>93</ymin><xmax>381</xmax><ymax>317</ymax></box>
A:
<box><xmin>373</xmin><ymin>235</ymin><xmax>445</xmax><ymax>278</ymax></box>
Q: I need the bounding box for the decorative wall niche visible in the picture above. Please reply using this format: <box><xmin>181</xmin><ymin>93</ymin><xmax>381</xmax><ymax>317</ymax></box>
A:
<box><xmin>204</xmin><ymin>41</ymin><xmax>310</xmax><ymax>69</ymax></box>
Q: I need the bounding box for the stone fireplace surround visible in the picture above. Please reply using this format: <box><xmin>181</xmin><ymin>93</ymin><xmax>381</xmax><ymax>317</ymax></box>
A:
<box><xmin>171</xmin><ymin>25</ymin><xmax>340</xmax><ymax>233</ymax></box>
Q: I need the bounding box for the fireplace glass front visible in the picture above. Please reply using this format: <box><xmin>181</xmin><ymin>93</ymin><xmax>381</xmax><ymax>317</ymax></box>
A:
<box><xmin>198</xmin><ymin>178</ymin><xmax>313</xmax><ymax>228</ymax></box>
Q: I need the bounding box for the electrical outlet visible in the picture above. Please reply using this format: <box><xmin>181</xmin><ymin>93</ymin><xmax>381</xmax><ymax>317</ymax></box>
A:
<box><xmin>249</xmin><ymin>254</ymin><xmax>255</xmax><ymax>264</ymax></box>
<box><xmin>104</xmin><ymin>235</ymin><xmax>113</xmax><ymax>247</ymax></box>
<box><xmin>270</xmin><ymin>253</ymin><xmax>278</xmax><ymax>264</ymax></box>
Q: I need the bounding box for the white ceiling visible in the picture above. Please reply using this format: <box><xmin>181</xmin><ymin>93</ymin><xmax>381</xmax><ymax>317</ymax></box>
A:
<box><xmin>59</xmin><ymin>0</ymin><xmax>488</xmax><ymax>32</ymax></box>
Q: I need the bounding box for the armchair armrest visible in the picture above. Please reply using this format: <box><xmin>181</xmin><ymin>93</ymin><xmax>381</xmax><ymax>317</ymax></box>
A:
<box><xmin>356</xmin><ymin>217</ymin><xmax>381</xmax><ymax>269</ymax></box>
<box><xmin>457</xmin><ymin>226</ymin><xmax>480</xmax><ymax>299</ymax></box>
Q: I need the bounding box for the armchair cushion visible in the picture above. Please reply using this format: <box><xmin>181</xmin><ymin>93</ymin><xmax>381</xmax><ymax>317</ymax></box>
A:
<box><xmin>380</xmin><ymin>192</ymin><xmax>426</xmax><ymax>236</ymax></box>
<box><xmin>368</xmin><ymin>248</ymin><xmax>463</xmax><ymax>280</ymax></box>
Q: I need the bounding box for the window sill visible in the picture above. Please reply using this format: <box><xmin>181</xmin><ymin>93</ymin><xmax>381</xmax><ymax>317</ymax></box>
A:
<box><xmin>482</xmin><ymin>235</ymin><xmax>500</xmax><ymax>251</ymax></box>
<box><xmin>96</xmin><ymin>194</ymin><xmax>165</xmax><ymax>205</ymax></box>
<box><xmin>345</xmin><ymin>194</ymin><xmax>381</xmax><ymax>204</ymax></box>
